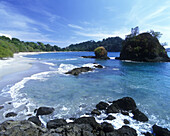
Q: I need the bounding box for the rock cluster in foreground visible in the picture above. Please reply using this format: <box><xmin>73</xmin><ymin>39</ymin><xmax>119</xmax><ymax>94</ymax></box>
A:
<box><xmin>116</xmin><ymin>33</ymin><xmax>170</xmax><ymax>62</ymax></box>
<box><xmin>1</xmin><ymin>97</ymin><xmax>170</xmax><ymax>136</ymax></box>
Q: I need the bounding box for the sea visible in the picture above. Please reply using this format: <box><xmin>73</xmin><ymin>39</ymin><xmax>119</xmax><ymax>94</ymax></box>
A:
<box><xmin>0</xmin><ymin>52</ymin><xmax>170</xmax><ymax>135</ymax></box>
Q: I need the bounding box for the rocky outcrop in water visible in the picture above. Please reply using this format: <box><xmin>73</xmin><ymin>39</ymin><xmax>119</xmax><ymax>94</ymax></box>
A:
<box><xmin>65</xmin><ymin>64</ymin><xmax>103</xmax><ymax>76</ymax></box>
<box><xmin>65</xmin><ymin>67</ymin><xmax>94</xmax><ymax>76</ymax></box>
<box><xmin>153</xmin><ymin>124</ymin><xmax>170</xmax><ymax>136</ymax></box>
<box><xmin>0</xmin><ymin>97</ymin><xmax>169</xmax><ymax>136</ymax></box>
<box><xmin>36</xmin><ymin>107</ymin><xmax>54</xmax><ymax>116</ymax></box>
<box><xmin>5</xmin><ymin>112</ymin><xmax>17</xmax><ymax>118</ymax></box>
<box><xmin>116</xmin><ymin>33</ymin><xmax>170</xmax><ymax>62</ymax></box>
<box><xmin>82</xmin><ymin>46</ymin><xmax>110</xmax><ymax>60</ymax></box>
<box><xmin>106</xmin><ymin>97</ymin><xmax>148</xmax><ymax>122</ymax></box>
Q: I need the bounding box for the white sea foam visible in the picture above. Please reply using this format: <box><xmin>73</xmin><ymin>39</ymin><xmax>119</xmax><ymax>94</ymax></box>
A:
<box><xmin>65</xmin><ymin>58</ymin><xmax>77</xmax><ymax>61</ymax></box>
<box><xmin>82</xmin><ymin>63</ymin><xmax>105</xmax><ymax>68</ymax></box>
<box><xmin>66</xmin><ymin>119</ymin><xmax>74</xmax><ymax>123</ymax></box>
<box><xmin>61</xmin><ymin>106</ymin><xmax>68</xmax><ymax>111</ymax></box>
<box><xmin>2</xmin><ymin>71</ymin><xmax>56</xmax><ymax>108</ymax></box>
<box><xmin>41</xmin><ymin>62</ymin><xmax>56</xmax><ymax>66</ymax></box>
<box><xmin>58</xmin><ymin>63</ymin><xmax>77</xmax><ymax>74</ymax></box>
<box><xmin>95</xmin><ymin>112</ymin><xmax>152</xmax><ymax>136</ymax></box>
<box><xmin>112</xmin><ymin>68</ymin><xmax>119</xmax><ymax>70</ymax></box>
<box><xmin>110</xmin><ymin>57</ymin><xmax>116</xmax><ymax>60</ymax></box>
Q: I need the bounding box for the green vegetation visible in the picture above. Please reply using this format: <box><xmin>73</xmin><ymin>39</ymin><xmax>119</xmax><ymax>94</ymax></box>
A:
<box><xmin>0</xmin><ymin>35</ymin><xmax>123</xmax><ymax>59</ymax></box>
<box><xmin>0</xmin><ymin>36</ymin><xmax>61</xmax><ymax>59</ymax></box>
<box><xmin>117</xmin><ymin>32</ymin><xmax>170</xmax><ymax>62</ymax></box>
<box><xmin>64</xmin><ymin>37</ymin><xmax>123</xmax><ymax>52</ymax></box>
<box><xmin>94</xmin><ymin>46</ymin><xmax>107</xmax><ymax>58</ymax></box>
<box><xmin>149</xmin><ymin>30</ymin><xmax>162</xmax><ymax>39</ymax></box>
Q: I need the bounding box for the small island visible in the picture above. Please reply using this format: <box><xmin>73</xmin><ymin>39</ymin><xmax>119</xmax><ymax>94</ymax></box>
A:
<box><xmin>82</xmin><ymin>46</ymin><xmax>110</xmax><ymax>60</ymax></box>
<box><xmin>116</xmin><ymin>31</ymin><xmax>170</xmax><ymax>62</ymax></box>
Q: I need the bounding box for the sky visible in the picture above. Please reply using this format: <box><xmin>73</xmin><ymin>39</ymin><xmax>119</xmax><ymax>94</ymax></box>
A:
<box><xmin>0</xmin><ymin>0</ymin><xmax>170</xmax><ymax>48</ymax></box>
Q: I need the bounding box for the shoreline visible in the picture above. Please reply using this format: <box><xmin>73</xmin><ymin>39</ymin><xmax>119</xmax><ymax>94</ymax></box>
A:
<box><xmin>0</xmin><ymin>97</ymin><xmax>169</xmax><ymax>136</ymax></box>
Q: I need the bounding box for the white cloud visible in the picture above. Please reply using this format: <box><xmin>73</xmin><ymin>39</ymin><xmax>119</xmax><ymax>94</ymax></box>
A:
<box><xmin>68</xmin><ymin>24</ymin><xmax>84</xmax><ymax>30</ymax></box>
<box><xmin>74</xmin><ymin>28</ymin><xmax>129</xmax><ymax>40</ymax></box>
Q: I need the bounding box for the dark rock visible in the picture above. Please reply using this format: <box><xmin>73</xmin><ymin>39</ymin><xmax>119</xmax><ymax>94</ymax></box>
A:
<box><xmin>5</xmin><ymin>112</ymin><xmax>17</xmax><ymax>118</ymax></box>
<box><xmin>94</xmin><ymin>46</ymin><xmax>110</xmax><ymax>59</ymax></box>
<box><xmin>26</xmin><ymin>114</ymin><xmax>32</xmax><ymax>116</ymax></box>
<box><xmin>53</xmin><ymin>123</ymin><xmax>93</xmax><ymax>136</ymax></box>
<box><xmin>116</xmin><ymin>32</ymin><xmax>170</xmax><ymax>62</ymax></box>
<box><xmin>91</xmin><ymin>109</ymin><xmax>101</xmax><ymax>115</ymax></box>
<box><xmin>36</xmin><ymin>107</ymin><xmax>54</xmax><ymax>116</ymax></box>
<box><xmin>69</xmin><ymin>118</ymin><xmax>76</xmax><ymax>121</ymax></box>
<box><xmin>47</xmin><ymin>119</ymin><xmax>67</xmax><ymax>129</ymax></box>
<box><xmin>104</xmin><ymin>115</ymin><xmax>116</xmax><ymax>120</ymax></box>
<box><xmin>106</xmin><ymin>97</ymin><xmax>136</xmax><ymax>113</ymax></box>
<box><xmin>152</xmin><ymin>124</ymin><xmax>170</xmax><ymax>136</ymax></box>
<box><xmin>112</xmin><ymin>97</ymin><xmax>137</xmax><ymax>111</ymax></box>
<box><xmin>101</xmin><ymin>122</ymin><xmax>114</xmax><ymax>132</ymax></box>
<box><xmin>96</xmin><ymin>101</ymin><xmax>109</xmax><ymax>110</ymax></box>
<box><xmin>8</xmin><ymin>102</ymin><xmax>12</xmax><ymax>104</ymax></box>
<box><xmin>65</xmin><ymin>67</ymin><xmax>93</xmax><ymax>76</ymax></box>
<box><xmin>34</xmin><ymin>109</ymin><xmax>37</xmax><ymax>113</ymax></box>
<box><xmin>0</xmin><ymin>105</ymin><xmax>4</xmax><ymax>110</ymax></box>
<box><xmin>74</xmin><ymin>117</ymin><xmax>100</xmax><ymax>129</ymax></box>
<box><xmin>0</xmin><ymin>120</ymin><xmax>49</xmax><ymax>135</ymax></box>
<box><xmin>142</xmin><ymin>132</ymin><xmax>153</xmax><ymax>136</ymax></box>
<box><xmin>105</xmin><ymin>131</ymin><xmax>120</xmax><ymax>136</ymax></box>
<box><xmin>121</xmin><ymin>111</ymin><xmax>129</xmax><ymax>116</ymax></box>
<box><xmin>28</xmin><ymin>116</ymin><xmax>41</xmax><ymax>126</ymax></box>
<box><xmin>94</xmin><ymin>64</ymin><xmax>103</xmax><ymax>68</ymax></box>
<box><xmin>106</xmin><ymin>97</ymin><xmax>137</xmax><ymax>114</ymax></box>
<box><xmin>118</xmin><ymin>125</ymin><xmax>137</xmax><ymax>136</ymax></box>
<box><xmin>81</xmin><ymin>56</ymin><xmax>96</xmax><ymax>59</ymax></box>
<box><xmin>124</xmin><ymin>119</ymin><xmax>130</xmax><ymax>124</ymax></box>
<box><xmin>132</xmin><ymin>109</ymin><xmax>148</xmax><ymax>122</ymax></box>
<box><xmin>106</xmin><ymin>104</ymin><xmax>120</xmax><ymax>113</ymax></box>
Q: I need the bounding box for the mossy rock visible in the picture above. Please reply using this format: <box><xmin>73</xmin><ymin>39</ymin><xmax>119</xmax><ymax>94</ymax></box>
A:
<box><xmin>116</xmin><ymin>33</ymin><xmax>170</xmax><ymax>62</ymax></box>
<box><xmin>94</xmin><ymin>46</ymin><xmax>109</xmax><ymax>59</ymax></box>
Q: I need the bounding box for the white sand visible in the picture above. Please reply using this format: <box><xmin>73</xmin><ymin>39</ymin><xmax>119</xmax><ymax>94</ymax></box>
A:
<box><xmin>0</xmin><ymin>52</ymin><xmax>46</xmax><ymax>80</ymax></box>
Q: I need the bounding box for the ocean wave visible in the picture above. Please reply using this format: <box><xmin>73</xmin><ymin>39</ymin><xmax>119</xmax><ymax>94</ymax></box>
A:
<box><xmin>58</xmin><ymin>63</ymin><xmax>77</xmax><ymax>74</ymax></box>
<box><xmin>2</xmin><ymin>71</ymin><xmax>56</xmax><ymax>109</ymax></box>
<box><xmin>65</xmin><ymin>58</ymin><xmax>77</xmax><ymax>61</ymax></box>
<box><xmin>82</xmin><ymin>63</ymin><xmax>105</xmax><ymax>68</ymax></box>
<box><xmin>112</xmin><ymin>68</ymin><xmax>119</xmax><ymax>70</ymax></box>
<box><xmin>41</xmin><ymin>62</ymin><xmax>56</xmax><ymax>66</ymax></box>
<box><xmin>110</xmin><ymin>57</ymin><xmax>116</xmax><ymax>60</ymax></box>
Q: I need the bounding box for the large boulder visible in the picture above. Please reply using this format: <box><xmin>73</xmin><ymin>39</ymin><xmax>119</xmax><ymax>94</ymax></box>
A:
<box><xmin>101</xmin><ymin>122</ymin><xmax>114</xmax><ymax>132</ymax></box>
<box><xmin>47</xmin><ymin>119</ymin><xmax>67</xmax><ymax>129</ymax></box>
<box><xmin>117</xmin><ymin>125</ymin><xmax>137</xmax><ymax>136</ymax></box>
<box><xmin>116</xmin><ymin>33</ymin><xmax>170</xmax><ymax>62</ymax></box>
<box><xmin>36</xmin><ymin>107</ymin><xmax>54</xmax><ymax>116</ymax></box>
<box><xmin>96</xmin><ymin>101</ymin><xmax>109</xmax><ymax>110</ymax></box>
<box><xmin>106</xmin><ymin>97</ymin><xmax>137</xmax><ymax>113</ymax></box>
<box><xmin>0</xmin><ymin>120</ymin><xmax>49</xmax><ymax>136</ymax></box>
<box><xmin>132</xmin><ymin>109</ymin><xmax>148</xmax><ymax>122</ymax></box>
<box><xmin>65</xmin><ymin>67</ymin><xmax>93</xmax><ymax>76</ymax></box>
<box><xmin>74</xmin><ymin>117</ymin><xmax>100</xmax><ymax>129</ymax></box>
<box><xmin>94</xmin><ymin>46</ymin><xmax>110</xmax><ymax>59</ymax></box>
<box><xmin>28</xmin><ymin>116</ymin><xmax>41</xmax><ymax>126</ymax></box>
<box><xmin>152</xmin><ymin>124</ymin><xmax>170</xmax><ymax>136</ymax></box>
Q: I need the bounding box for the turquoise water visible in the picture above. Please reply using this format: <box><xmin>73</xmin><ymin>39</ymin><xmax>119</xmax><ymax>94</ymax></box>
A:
<box><xmin>1</xmin><ymin>52</ymin><xmax>170</xmax><ymax>133</ymax></box>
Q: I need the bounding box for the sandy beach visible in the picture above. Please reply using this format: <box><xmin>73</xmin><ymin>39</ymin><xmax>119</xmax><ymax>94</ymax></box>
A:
<box><xmin>0</xmin><ymin>52</ymin><xmax>48</xmax><ymax>80</ymax></box>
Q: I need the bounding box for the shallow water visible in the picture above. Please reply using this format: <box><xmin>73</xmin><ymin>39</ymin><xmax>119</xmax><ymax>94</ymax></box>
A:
<box><xmin>0</xmin><ymin>52</ymin><xmax>170</xmax><ymax>135</ymax></box>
